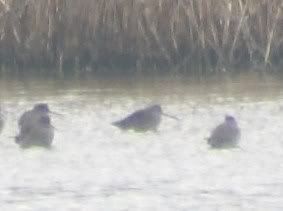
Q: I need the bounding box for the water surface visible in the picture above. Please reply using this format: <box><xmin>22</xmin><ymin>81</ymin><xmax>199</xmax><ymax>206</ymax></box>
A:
<box><xmin>0</xmin><ymin>74</ymin><xmax>283</xmax><ymax>210</ymax></box>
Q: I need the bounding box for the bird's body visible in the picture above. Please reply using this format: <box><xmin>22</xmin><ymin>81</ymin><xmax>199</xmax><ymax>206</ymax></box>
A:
<box><xmin>112</xmin><ymin>105</ymin><xmax>162</xmax><ymax>132</ymax></box>
<box><xmin>207</xmin><ymin>115</ymin><xmax>240</xmax><ymax>148</ymax></box>
<box><xmin>16</xmin><ymin>104</ymin><xmax>54</xmax><ymax>148</ymax></box>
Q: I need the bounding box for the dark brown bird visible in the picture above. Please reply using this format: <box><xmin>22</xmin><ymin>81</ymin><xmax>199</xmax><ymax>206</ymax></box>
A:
<box><xmin>112</xmin><ymin>104</ymin><xmax>178</xmax><ymax>132</ymax></box>
<box><xmin>15</xmin><ymin>103</ymin><xmax>55</xmax><ymax>148</ymax></box>
<box><xmin>207</xmin><ymin>115</ymin><xmax>240</xmax><ymax>148</ymax></box>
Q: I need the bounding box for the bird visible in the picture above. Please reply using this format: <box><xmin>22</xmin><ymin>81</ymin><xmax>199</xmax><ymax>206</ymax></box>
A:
<box><xmin>112</xmin><ymin>104</ymin><xmax>178</xmax><ymax>132</ymax></box>
<box><xmin>15</xmin><ymin>103</ymin><xmax>55</xmax><ymax>148</ymax></box>
<box><xmin>207</xmin><ymin>115</ymin><xmax>240</xmax><ymax>148</ymax></box>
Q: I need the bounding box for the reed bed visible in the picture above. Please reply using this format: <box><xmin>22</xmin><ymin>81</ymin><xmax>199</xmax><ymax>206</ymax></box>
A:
<box><xmin>0</xmin><ymin>0</ymin><xmax>282</xmax><ymax>76</ymax></box>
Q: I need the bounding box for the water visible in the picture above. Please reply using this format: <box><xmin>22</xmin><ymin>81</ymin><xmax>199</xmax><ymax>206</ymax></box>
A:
<box><xmin>1</xmin><ymin>74</ymin><xmax>283</xmax><ymax>210</ymax></box>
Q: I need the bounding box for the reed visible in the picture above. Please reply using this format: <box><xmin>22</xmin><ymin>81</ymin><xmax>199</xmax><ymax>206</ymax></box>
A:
<box><xmin>0</xmin><ymin>0</ymin><xmax>282</xmax><ymax>76</ymax></box>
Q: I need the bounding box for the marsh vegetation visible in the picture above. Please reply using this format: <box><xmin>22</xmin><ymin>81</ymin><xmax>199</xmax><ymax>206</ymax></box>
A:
<box><xmin>0</xmin><ymin>0</ymin><xmax>282</xmax><ymax>76</ymax></box>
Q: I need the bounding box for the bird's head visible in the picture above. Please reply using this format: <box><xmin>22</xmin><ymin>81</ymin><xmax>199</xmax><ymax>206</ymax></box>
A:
<box><xmin>33</xmin><ymin>103</ymin><xmax>50</xmax><ymax>113</ymax></box>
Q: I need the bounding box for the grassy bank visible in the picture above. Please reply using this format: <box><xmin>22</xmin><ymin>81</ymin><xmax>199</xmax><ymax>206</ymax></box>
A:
<box><xmin>0</xmin><ymin>0</ymin><xmax>282</xmax><ymax>76</ymax></box>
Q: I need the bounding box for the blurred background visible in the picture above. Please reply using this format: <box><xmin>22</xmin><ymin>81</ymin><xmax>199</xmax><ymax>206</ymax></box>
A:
<box><xmin>0</xmin><ymin>0</ymin><xmax>283</xmax><ymax>210</ymax></box>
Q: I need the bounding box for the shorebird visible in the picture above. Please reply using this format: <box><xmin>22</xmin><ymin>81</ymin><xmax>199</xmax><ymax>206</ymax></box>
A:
<box><xmin>112</xmin><ymin>104</ymin><xmax>178</xmax><ymax>132</ymax></box>
<box><xmin>207</xmin><ymin>115</ymin><xmax>240</xmax><ymax>148</ymax></box>
<box><xmin>15</xmin><ymin>103</ymin><xmax>55</xmax><ymax>148</ymax></box>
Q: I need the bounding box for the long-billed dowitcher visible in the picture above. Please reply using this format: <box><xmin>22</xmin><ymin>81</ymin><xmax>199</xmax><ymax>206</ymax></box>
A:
<box><xmin>207</xmin><ymin>115</ymin><xmax>240</xmax><ymax>148</ymax></box>
<box><xmin>112</xmin><ymin>104</ymin><xmax>178</xmax><ymax>132</ymax></box>
<box><xmin>15</xmin><ymin>103</ymin><xmax>55</xmax><ymax>148</ymax></box>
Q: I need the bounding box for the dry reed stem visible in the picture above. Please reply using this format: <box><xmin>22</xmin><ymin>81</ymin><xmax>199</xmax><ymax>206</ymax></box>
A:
<box><xmin>264</xmin><ymin>3</ymin><xmax>282</xmax><ymax>66</ymax></box>
<box><xmin>228</xmin><ymin>0</ymin><xmax>248</xmax><ymax>62</ymax></box>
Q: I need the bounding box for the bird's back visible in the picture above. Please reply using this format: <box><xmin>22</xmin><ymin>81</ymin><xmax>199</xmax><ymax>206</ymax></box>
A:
<box><xmin>19</xmin><ymin>110</ymin><xmax>38</xmax><ymax>132</ymax></box>
<box><xmin>17</xmin><ymin>111</ymin><xmax>54</xmax><ymax>148</ymax></box>
<box><xmin>208</xmin><ymin>123</ymin><xmax>240</xmax><ymax>148</ymax></box>
<box><xmin>112</xmin><ymin>108</ymin><xmax>161</xmax><ymax>131</ymax></box>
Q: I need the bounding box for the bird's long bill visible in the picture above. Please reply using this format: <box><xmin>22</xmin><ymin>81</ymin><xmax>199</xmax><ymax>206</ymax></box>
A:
<box><xmin>161</xmin><ymin>112</ymin><xmax>180</xmax><ymax>121</ymax></box>
<box><xmin>50</xmin><ymin>111</ymin><xmax>63</xmax><ymax>117</ymax></box>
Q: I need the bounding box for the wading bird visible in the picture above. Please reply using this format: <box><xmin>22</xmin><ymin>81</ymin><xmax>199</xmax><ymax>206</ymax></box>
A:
<box><xmin>15</xmin><ymin>103</ymin><xmax>56</xmax><ymax>148</ymax></box>
<box><xmin>207</xmin><ymin>115</ymin><xmax>240</xmax><ymax>148</ymax></box>
<box><xmin>112</xmin><ymin>104</ymin><xmax>178</xmax><ymax>132</ymax></box>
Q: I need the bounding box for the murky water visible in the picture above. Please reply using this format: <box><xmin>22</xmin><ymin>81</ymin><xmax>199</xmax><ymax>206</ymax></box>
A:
<box><xmin>1</xmin><ymin>74</ymin><xmax>283</xmax><ymax>210</ymax></box>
